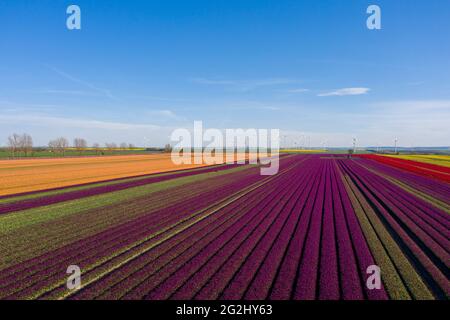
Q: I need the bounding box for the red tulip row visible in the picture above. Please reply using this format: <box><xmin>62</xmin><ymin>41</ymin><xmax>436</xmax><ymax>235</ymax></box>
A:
<box><xmin>358</xmin><ymin>154</ymin><xmax>450</xmax><ymax>183</ymax></box>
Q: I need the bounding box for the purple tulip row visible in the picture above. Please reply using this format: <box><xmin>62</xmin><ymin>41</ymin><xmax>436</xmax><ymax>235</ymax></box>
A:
<box><xmin>0</xmin><ymin>172</ymin><xmax>243</xmax><ymax>263</ymax></box>
<box><xmin>178</xmin><ymin>161</ymin><xmax>314</xmax><ymax>300</ymax></box>
<box><xmin>358</xmin><ymin>158</ymin><xmax>450</xmax><ymax>204</ymax></box>
<box><xmin>234</xmin><ymin>161</ymin><xmax>320</xmax><ymax>300</ymax></box>
<box><xmin>0</xmin><ymin>165</ymin><xmax>268</xmax><ymax>299</ymax></box>
<box><xmin>0</xmin><ymin>169</ymin><xmax>256</xmax><ymax>281</ymax></box>
<box><xmin>340</xmin><ymin>159</ymin><xmax>450</xmax><ymax>299</ymax></box>
<box><xmin>0</xmin><ymin>164</ymin><xmax>240</xmax><ymax>215</ymax></box>
<box><xmin>125</xmin><ymin>158</ymin><xmax>310</xmax><ymax>300</ymax></box>
<box><xmin>71</xmin><ymin>156</ymin><xmax>308</xmax><ymax>300</ymax></box>
<box><xmin>7</xmin><ymin>155</ymin><xmax>301</xmax><ymax>299</ymax></box>
<box><xmin>66</xmin><ymin>156</ymin><xmax>387</xmax><ymax>300</ymax></box>
<box><xmin>2</xmin><ymin>154</ymin><xmax>445</xmax><ymax>300</ymax></box>
<box><xmin>331</xmin><ymin>164</ymin><xmax>387</xmax><ymax>300</ymax></box>
<box><xmin>70</xmin><ymin>171</ymin><xmax>282</xmax><ymax>300</ymax></box>
<box><xmin>342</xmin><ymin>161</ymin><xmax>449</xmax><ymax>266</ymax></box>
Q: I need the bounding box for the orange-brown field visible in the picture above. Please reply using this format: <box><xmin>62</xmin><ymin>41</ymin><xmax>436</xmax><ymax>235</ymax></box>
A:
<box><xmin>0</xmin><ymin>153</ymin><xmax>261</xmax><ymax>196</ymax></box>
<box><xmin>0</xmin><ymin>154</ymin><xmax>213</xmax><ymax>196</ymax></box>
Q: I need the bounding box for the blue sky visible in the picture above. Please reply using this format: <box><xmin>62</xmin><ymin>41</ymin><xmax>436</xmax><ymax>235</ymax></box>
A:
<box><xmin>0</xmin><ymin>0</ymin><xmax>449</xmax><ymax>147</ymax></box>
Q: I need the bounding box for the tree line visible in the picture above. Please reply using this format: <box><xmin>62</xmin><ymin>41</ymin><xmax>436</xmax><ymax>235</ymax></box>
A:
<box><xmin>6</xmin><ymin>133</ymin><xmax>137</xmax><ymax>158</ymax></box>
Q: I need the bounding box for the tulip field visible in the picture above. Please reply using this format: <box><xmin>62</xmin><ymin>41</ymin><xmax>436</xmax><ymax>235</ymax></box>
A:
<box><xmin>0</xmin><ymin>154</ymin><xmax>213</xmax><ymax>196</ymax></box>
<box><xmin>382</xmin><ymin>154</ymin><xmax>450</xmax><ymax>168</ymax></box>
<box><xmin>0</xmin><ymin>154</ymin><xmax>448</xmax><ymax>300</ymax></box>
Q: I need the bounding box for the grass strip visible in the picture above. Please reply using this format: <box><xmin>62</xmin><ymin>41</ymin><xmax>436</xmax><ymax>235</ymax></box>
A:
<box><xmin>341</xmin><ymin>172</ymin><xmax>434</xmax><ymax>300</ymax></box>
<box><xmin>0</xmin><ymin>164</ymin><xmax>229</xmax><ymax>205</ymax></box>
<box><xmin>0</xmin><ymin>165</ymin><xmax>250</xmax><ymax>234</ymax></box>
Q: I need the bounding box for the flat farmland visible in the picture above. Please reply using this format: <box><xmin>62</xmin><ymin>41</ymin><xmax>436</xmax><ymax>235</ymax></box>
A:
<box><xmin>0</xmin><ymin>154</ymin><xmax>222</xmax><ymax>196</ymax></box>
<box><xmin>359</xmin><ymin>154</ymin><xmax>450</xmax><ymax>183</ymax></box>
<box><xmin>0</xmin><ymin>154</ymin><xmax>448</xmax><ymax>300</ymax></box>
<box><xmin>383</xmin><ymin>154</ymin><xmax>450</xmax><ymax>168</ymax></box>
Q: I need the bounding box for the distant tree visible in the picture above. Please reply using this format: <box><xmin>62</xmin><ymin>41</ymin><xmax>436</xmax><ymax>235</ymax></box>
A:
<box><xmin>92</xmin><ymin>143</ymin><xmax>101</xmax><ymax>155</ymax></box>
<box><xmin>164</xmin><ymin>143</ymin><xmax>172</xmax><ymax>153</ymax></box>
<box><xmin>74</xmin><ymin>138</ymin><xmax>87</xmax><ymax>155</ymax></box>
<box><xmin>7</xmin><ymin>133</ymin><xmax>21</xmax><ymax>158</ymax></box>
<box><xmin>8</xmin><ymin>133</ymin><xmax>33</xmax><ymax>157</ymax></box>
<box><xmin>120</xmin><ymin>142</ymin><xmax>128</xmax><ymax>149</ymax></box>
<box><xmin>58</xmin><ymin>137</ymin><xmax>69</xmax><ymax>156</ymax></box>
<box><xmin>128</xmin><ymin>143</ymin><xmax>135</xmax><ymax>149</ymax></box>
<box><xmin>48</xmin><ymin>139</ymin><xmax>58</xmax><ymax>154</ymax></box>
<box><xmin>48</xmin><ymin>137</ymin><xmax>69</xmax><ymax>156</ymax></box>
<box><xmin>105</xmin><ymin>142</ymin><xmax>117</xmax><ymax>153</ymax></box>
<box><xmin>348</xmin><ymin>149</ymin><xmax>354</xmax><ymax>159</ymax></box>
<box><xmin>22</xmin><ymin>134</ymin><xmax>33</xmax><ymax>156</ymax></box>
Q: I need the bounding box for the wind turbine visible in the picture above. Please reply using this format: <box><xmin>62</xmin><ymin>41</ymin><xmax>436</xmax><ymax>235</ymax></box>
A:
<box><xmin>143</xmin><ymin>136</ymin><xmax>151</xmax><ymax>148</ymax></box>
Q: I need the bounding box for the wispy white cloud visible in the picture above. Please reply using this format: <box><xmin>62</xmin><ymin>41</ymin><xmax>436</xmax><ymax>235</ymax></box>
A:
<box><xmin>145</xmin><ymin>109</ymin><xmax>187</xmax><ymax>121</ymax></box>
<box><xmin>48</xmin><ymin>66</ymin><xmax>117</xmax><ymax>100</ymax></box>
<box><xmin>262</xmin><ymin>106</ymin><xmax>281</xmax><ymax>111</ymax></box>
<box><xmin>295</xmin><ymin>58</ymin><xmax>422</xmax><ymax>72</ymax></box>
<box><xmin>0</xmin><ymin>114</ymin><xmax>161</xmax><ymax>131</ymax></box>
<box><xmin>311</xmin><ymin>99</ymin><xmax>450</xmax><ymax>146</ymax></box>
<box><xmin>0</xmin><ymin>100</ymin><xmax>59</xmax><ymax>112</ymax></box>
<box><xmin>32</xmin><ymin>89</ymin><xmax>102</xmax><ymax>96</ymax></box>
<box><xmin>318</xmin><ymin>87</ymin><xmax>370</xmax><ymax>97</ymax></box>
<box><xmin>251</xmin><ymin>99</ymin><xmax>450</xmax><ymax>147</ymax></box>
<box><xmin>284</xmin><ymin>88</ymin><xmax>309</xmax><ymax>94</ymax></box>
<box><xmin>154</xmin><ymin>109</ymin><xmax>177</xmax><ymax>118</ymax></box>
<box><xmin>371</xmin><ymin>99</ymin><xmax>450</xmax><ymax>111</ymax></box>
<box><xmin>0</xmin><ymin>111</ymin><xmax>186</xmax><ymax>147</ymax></box>
<box><xmin>223</xmin><ymin>100</ymin><xmax>282</xmax><ymax>111</ymax></box>
<box><xmin>129</xmin><ymin>95</ymin><xmax>190</xmax><ymax>102</ymax></box>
